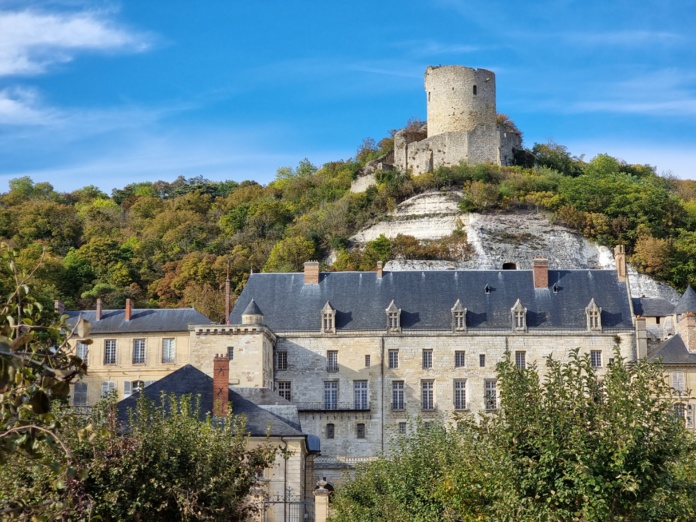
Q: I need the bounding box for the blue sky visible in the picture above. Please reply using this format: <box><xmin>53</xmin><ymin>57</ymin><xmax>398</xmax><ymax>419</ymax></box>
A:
<box><xmin>0</xmin><ymin>0</ymin><xmax>695</xmax><ymax>193</ymax></box>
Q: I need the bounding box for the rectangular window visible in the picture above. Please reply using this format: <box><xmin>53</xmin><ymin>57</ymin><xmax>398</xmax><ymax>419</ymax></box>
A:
<box><xmin>162</xmin><ymin>338</ymin><xmax>176</xmax><ymax>364</ymax></box>
<box><xmin>327</xmin><ymin>423</ymin><xmax>335</xmax><ymax>439</ymax></box>
<box><xmin>421</xmin><ymin>380</ymin><xmax>434</xmax><ymax>410</ymax></box>
<box><xmin>73</xmin><ymin>382</ymin><xmax>88</xmax><ymax>406</ymax></box>
<box><xmin>76</xmin><ymin>341</ymin><xmax>89</xmax><ymax>365</ymax></box>
<box><xmin>324</xmin><ymin>381</ymin><xmax>338</xmax><ymax>410</ymax></box>
<box><xmin>479</xmin><ymin>354</ymin><xmax>486</xmax><ymax>367</ymax></box>
<box><xmin>357</xmin><ymin>423</ymin><xmax>366</xmax><ymax>439</ymax></box>
<box><xmin>672</xmin><ymin>371</ymin><xmax>686</xmax><ymax>393</ymax></box>
<box><xmin>455</xmin><ymin>351</ymin><xmax>466</xmax><ymax>368</ymax></box>
<box><xmin>354</xmin><ymin>381</ymin><xmax>368</xmax><ymax>410</ymax></box>
<box><xmin>124</xmin><ymin>380</ymin><xmax>144</xmax><ymax>398</ymax></box>
<box><xmin>392</xmin><ymin>381</ymin><xmax>404</xmax><ymax>410</ymax></box>
<box><xmin>277</xmin><ymin>351</ymin><xmax>288</xmax><ymax>371</ymax></box>
<box><xmin>515</xmin><ymin>351</ymin><xmax>526</xmax><ymax>370</ymax></box>
<box><xmin>590</xmin><ymin>350</ymin><xmax>602</xmax><ymax>368</ymax></box>
<box><xmin>454</xmin><ymin>380</ymin><xmax>467</xmax><ymax>410</ymax></box>
<box><xmin>388</xmin><ymin>350</ymin><xmax>399</xmax><ymax>369</ymax></box>
<box><xmin>674</xmin><ymin>403</ymin><xmax>686</xmax><ymax>422</ymax></box>
<box><xmin>133</xmin><ymin>339</ymin><xmax>145</xmax><ymax>364</ymax></box>
<box><xmin>422</xmin><ymin>349</ymin><xmax>433</xmax><ymax>369</ymax></box>
<box><xmin>485</xmin><ymin>380</ymin><xmax>497</xmax><ymax>410</ymax></box>
<box><xmin>277</xmin><ymin>381</ymin><xmax>291</xmax><ymax>401</ymax></box>
<box><xmin>104</xmin><ymin>339</ymin><xmax>116</xmax><ymax>365</ymax></box>
<box><xmin>327</xmin><ymin>351</ymin><xmax>338</xmax><ymax>372</ymax></box>
<box><xmin>688</xmin><ymin>405</ymin><xmax>694</xmax><ymax>429</ymax></box>
<box><xmin>227</xmin><ymin>346</ymin><xmax>234</xmax><ymax>360</ymax></box>
<box><xmin>454</xmin><ymin>311</ymin><xmax>465</xmax><ymax>330</ymax></box>
<box><xmin>398</xmin><ymin>422</ymin><xmax>407</xmax><ymax>434</ymax></box>
<box><xmin>101</xmin><ymin>381</ymin><xmax>116</xmax><ymax>397</ymax></box>
<box><xmin>365</xmin><ymin>354</ymin><xmax>371</xmax><ymax>367</ymax></box>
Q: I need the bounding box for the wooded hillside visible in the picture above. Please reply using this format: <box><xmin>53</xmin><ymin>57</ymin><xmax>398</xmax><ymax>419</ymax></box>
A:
<box><xmin>2</xmin><ymin>136</ymin><xmax>695</xmax><ymax>322</ymax></box>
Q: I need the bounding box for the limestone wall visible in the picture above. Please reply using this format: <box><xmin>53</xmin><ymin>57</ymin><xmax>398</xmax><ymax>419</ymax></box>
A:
<box><xmin>425</xmin><ymin>66</ymin><xmax>496</xmax><ymax>137</ymax></box>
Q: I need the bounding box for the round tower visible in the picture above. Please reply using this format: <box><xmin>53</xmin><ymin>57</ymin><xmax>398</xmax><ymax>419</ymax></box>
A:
<box><xmin>424</xmin><ymin>66</ymin><xmax>497</xmax><ymax>138</ymax></box>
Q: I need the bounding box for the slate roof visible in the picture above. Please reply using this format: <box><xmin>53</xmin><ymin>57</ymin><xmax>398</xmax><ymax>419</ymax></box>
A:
<box><xmin>116</xmin><ymin>365</ymin><xmax>306</xmax><ymax>437</ymax></box>
<box><xmin>243</xmin><ymin>299</ymin><xmax>263</xmax><ymax>315</ymax></box>
<box><xmin>632</xmin><ymin>297</ymin><xmax>675</xmax><ymax>317</ymax></box>
<box><xmin>66</xmin><ymin>308</ymin><xmax>212</xmax><ymax>334</ymax></box>
<box><xmin>675</xmin><ymin>286</ymin><xmax>696</xmax><ymax>315</ymax></box>
<box><xmin>649</xmin><ymin>334</ymin><xmax>696</xmax><ymax>365</ymax></box>
<box><xmin>230</xmin><ymin>269</ymin><xmax>634</xmax><ymax>331</ymax></box>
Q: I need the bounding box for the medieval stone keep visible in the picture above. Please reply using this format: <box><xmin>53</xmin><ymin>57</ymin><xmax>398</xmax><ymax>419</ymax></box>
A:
<box><xmin>352</xmin><ymin>65</ymin><xmax>521</xmax><ymax>192</ymax></box>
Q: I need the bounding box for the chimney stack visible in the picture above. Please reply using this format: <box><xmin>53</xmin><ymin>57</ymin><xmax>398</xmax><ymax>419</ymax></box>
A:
<box><xmin>636</xmin><ymin>316</ymin><xmax>648</xmax><ymax>359</ymax></box>
<box><xmin>614</xmin><ymin>245</ymin><xmax>627</xmax><ymax>283</ymax></box>
<box><xmin>532</xmin><ymin>258</ymin><xmax>549</xmax><ymax>289</ymax></box>
<box><xmin>54</xmin><ymin>300</ymin><xmax>64</xmax><ymax>315</ymax></box>
<box><xmin>679</xmin><ymin>312</ymin><xmax>696</xmax><ymax>354</ymax></box>
<box><xmin>304</xmin><ymin>261</ymin><xmax>320</xmax><ymax>284</ymax></box>
<box><xmin>213</xmin><ymin>354</ymin><xmax>230</xmax><ymax>417</ymax></box>
<box><xmin>376</xmin><ymin>261</ymin><xmax>383</xmax><ymax>279</ymax></box>
<box><xmin>125</xmin><ymin>298</ymin><xmax>133</xmax><ymax>321</ymax></box>
<box><xmin>96</xmin><ymin>298</ymin><xmax>103</xmax><ymax>321</ymax></box>
<box><xmin>225</xmin><ymin>271</ymin><xmax>231</xmax><ymax>326</ymax></box>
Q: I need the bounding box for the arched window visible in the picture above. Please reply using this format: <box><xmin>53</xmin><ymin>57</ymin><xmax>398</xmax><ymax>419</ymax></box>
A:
<box><xmin>502</xmin><ymin>262</ymin><xmax>517</xmax><ymax>270</ymax></box>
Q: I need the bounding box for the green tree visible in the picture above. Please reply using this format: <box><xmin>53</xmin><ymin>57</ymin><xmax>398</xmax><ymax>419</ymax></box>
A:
<box><xmin>332</xmin><ymin>350</ymin><xmax>696</xmax><ymax>521</ymax></box>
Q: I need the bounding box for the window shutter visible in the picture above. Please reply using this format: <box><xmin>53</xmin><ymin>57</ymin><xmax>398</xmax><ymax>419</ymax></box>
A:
<box><xmin>124</xmin><ymin>381</ymin><xmax>132</xmax><ymax>398</ymax></box>
<box><xmin>673</xmin><ymin>372</ymin><xmax>685</xmax><ymax>392</ymax></box>
<box><xmin>145</xmin><ymin>381</ymin><xmax>154</xmax><ymax>388</ymax></box>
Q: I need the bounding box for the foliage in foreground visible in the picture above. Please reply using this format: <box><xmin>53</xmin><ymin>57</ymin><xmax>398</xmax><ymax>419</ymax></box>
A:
<box><xmin>331</xmin><ymin>350</ymin><xmax>696</xmax><ymax>522</ymax></box>
<box><xmin>0</xmin><ymin>395</ymin><xmax>277</xmax><ymax>521</ymax></box>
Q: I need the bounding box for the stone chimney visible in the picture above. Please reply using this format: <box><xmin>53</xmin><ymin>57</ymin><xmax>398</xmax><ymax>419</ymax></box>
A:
<box><xmin>532</xmin><ymin>258</ymin><xmax>548</xmax><ymax>289</ymax></box>
<box><xmin>96</xmin><ymin>298</ymin><xmax>102</xmax><ymax>321</ymax></box>
<box><xmin>614</xmin><ymin>245</ymin><xmax>627</xmax><ymax>283</ymax></box>
<box><xmin>125</xmin><ymin>298</ymin><xmax>133</xmax><ymax>321</ymax></box>
<box><xmin>54</xmin><ymin>300</ymin><xmax>64</xmax><ymax>315</ymax></box>
<box><xmin>679</xmin><ymin>312</ymin><xmax>696</xmax><ymax>354</ymax></box>
<box><xmin>304</xmin><ymin>261</ymin><xmax>320</xmax><ymax>284</ymax></box>
<box><xmin>636</xmin><ymin>316</ymin><xmax>648</xmax><ymax>359</ymax></box>
<box><xmin>376</xmin><ymin>261</ymin><xmax>383</xmax><ymax>279</ymax></box>
<box><xmin>213</xmin><ymin>354</ymin><xmax>230</xmax><ymax>417</ymax></box>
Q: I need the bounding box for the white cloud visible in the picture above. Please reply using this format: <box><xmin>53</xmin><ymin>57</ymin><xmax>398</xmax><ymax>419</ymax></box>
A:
<box><xmin>0</xmin><ymin>8</ymin><xmax>150</xmax><ymax>76</ymax></box>
<box><xmin>563</xmin><ymin>30</ymin><xmax>684</xmax><ymax>47</ymax></box>
<box><xmin>0</xmin><ymin>86</ymin><xmax>56</xmax><ymax>124</ymax></box>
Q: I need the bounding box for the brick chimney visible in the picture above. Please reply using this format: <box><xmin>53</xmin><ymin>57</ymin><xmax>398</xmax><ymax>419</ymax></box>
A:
<box><xmin>304</xmin><ymin>261</ymin><xmax>320</xmax><ymax>284</ymax></box>
<box><xmin>125</xmin><ymin>298</ymin><xmax>133</xmax><ymax>321</ymax></box>
<box><xmin>376</xmin><ymin>261</ymin><xmax>383</xmax><ymax>279</ymax></box>
<box><xmin>679</xmin><ymin>312</ymin><xmax>696</xmax><ymax>354</ymax></box>
<box><xmin>532</xmin><ymin>258</ymin><xmax>548</xmax><ymax>289</ymax></box>
<box><xmin>614</xmin><ymin>245</ymin><xmax>627</xmax><ymax>283</ymax></box>
<box><xmin>96</xmin><ymin>298</ymin><xmax>102</xmax><ymax>321</ymax></box>
<box><xmin>213</xmin><ymin>354</ymin><xmax>230</xmax><ymax>417</ymax></box>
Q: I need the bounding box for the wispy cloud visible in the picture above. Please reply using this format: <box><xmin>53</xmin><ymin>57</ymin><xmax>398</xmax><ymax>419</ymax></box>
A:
<box><xmin>0</xmin><ymin>86</ymin><xmax>58</xmax><ymax>125</ymax></box>
<box><xmin>563</xmin><ymin>30</ymin><xmax>684</xmax><ymax>47</ymax></box>
<box><xmin>0</xmin><ymin>8</ymin><xmax>151</xmax><ymax>77</ymax></box>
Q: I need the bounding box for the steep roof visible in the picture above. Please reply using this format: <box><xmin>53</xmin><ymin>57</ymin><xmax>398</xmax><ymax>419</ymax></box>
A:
<box><xmin>116</xmin><ymin>365</ymin><xmax>305</xmax><ymax>437</ymax></box>
<box><xmin>632</xmin><ymin>297</ymin><xmax>675</xmax><ymax>317</ymax></box>
<box><xmin>230</xmin><ymin>269</ymin><xmax>634</xmax><ymax>332</ymax></box>
<box><xmin>66</xmin><ymin>308</ymin><xmax>212</xmax><ymax>334</ymax></box>
<box><xmin>242</xmin><ymin>299</ymin><xmax>263</xmax><ymax>316</ymax></box>
<box><xmin>649</xmin><ymin>334</ymin><xmax>696</xmax><ymax>365</ymax></box>
<box><xmin>675</xmin><ymin>286</ymin><xmax>696</xmax><ymax>315</ymax></box>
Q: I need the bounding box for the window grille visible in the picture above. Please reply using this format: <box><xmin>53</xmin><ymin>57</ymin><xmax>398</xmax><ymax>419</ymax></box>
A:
<box><xmin>133</xmin><ymin>339</ymin><xmax>145</xmax><ymax>364</ymax></box>
<box><xmin>421</xmin><ymin>381</ymin><xmax>434</xmax><ymax>410</ymax></box>
<box><xmin>162</xmin><ymin>338</ymin><xmax>176</xmax><ymax>363</ymax></box>
<box><xmin>104</xmin><ymin>340</ymin><xmax>116</xmax><ymax>365</ymax></box>
<box><xmin>392</xmin><ymin>381</ymin><xmax>404</xmax><ymax>410</ymax></box>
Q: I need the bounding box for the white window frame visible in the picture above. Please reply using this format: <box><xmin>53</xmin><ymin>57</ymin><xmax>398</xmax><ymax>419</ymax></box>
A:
<box><xmin>101</xmin><ymin>381</ymin><xmax>116</xmax><ymax>397</ymax></box>
<box><xmin>162</xmin><ymin>338</ymin><xmax>176</xmax><ymax>364</ymax></box>
<box><xmin>422</xmin><ymin>349</ymin><xmax>433</xmax><ymax>369</ymax></box>
<box><xmin>324</xmin><ymin>381</ymin><xmax>338</xmax><ymax>410</ymax></box>
<box><xmin>104</xmin><ymin>339</ymin><xmax>116</xmax><ymax>365</ymax></box>
<box><xmin>454</xmin><ymin>380</ymin><xmax>467</xmax><ymax>410</ymax></box>
<box><xmin>73</xmin><ymin>381</ymin><xmax>88</xmax><ymax>406</ymax></box>
<box><xmin>392</xmin><ymin>381</ymin><xmax>404</xmax><ymax>410</ymax></box>
<box><xmin>388</xmin><ymin>349</ymin><xmax>399</xmax><ymax>369</ymax></box>
<box><xmin>327</xmin><ymin>351</ymin><xmax>338</xmax><ymax>372</ymax></box>
<box><xmin>76</xmin><ymin>341</ymin><xmax>89</xmax><ymax>365</ymax></box>
<box><xmin>354</xmin><ymin>381</ymin><xmax>368</xmax><ymax>410</ymax></box>
<box><xmin>515</xmin><ymin>351</ymin><xmax>526</xmax><ymax>370</ymax></box>
<box><xmin>133</xmin><ymin>339</ymin><xmax>146</xmax><ymax>365</ymax></box>
<box><xmin>421</xmin><ymin>380</ymin><xmax>434</xmax><ymax>411</ymax></box>
<box><xmin>590</xmin><ymin>350</ymin><xmax>602</xmax><ymax>369</ymax></box>
<box><xmin>485</xmin><ymin>380</ymin><xmax>497</xmax><ymax>410</ymax></box>
<box><xmin>672</xmin><ymin>371</ymin><xmax>686</xmax><ymax>393</ymax></box>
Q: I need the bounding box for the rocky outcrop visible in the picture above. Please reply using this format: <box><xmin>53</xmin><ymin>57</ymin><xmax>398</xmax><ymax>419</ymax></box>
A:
<box><xmin>348</xmin><ymin>191</ymin><xmax>680</xmax><ymax>303</ymax></box>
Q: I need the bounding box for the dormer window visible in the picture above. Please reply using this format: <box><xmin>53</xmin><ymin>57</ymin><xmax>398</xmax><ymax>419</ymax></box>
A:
<box><xmin>322</xmin><ymin>301</ymin><xmax>336</xmax><ymax>334</ymax></box>
<box><xmin>586</xmin><ymin>299</ymin><xmax>602</xmax><ymax>331</ymax></box>
<box><xmin>451</xmin><ymin>299</ymin><xmax>467</xmax><ymax>332</ymax></box>
<box><xmin>511</xmin><ymin>299</ymin><xmax>527</xmax><ymax>332</ymax></box>
<box><xmin>386</xmin><ymin>300</ymin><xmax>401</xmax><ymax>332</ymax></box>
<box><xmin>484</xmin><ymin>284</ymin><xmax>491</xmax><ymax>295</ymax></box>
